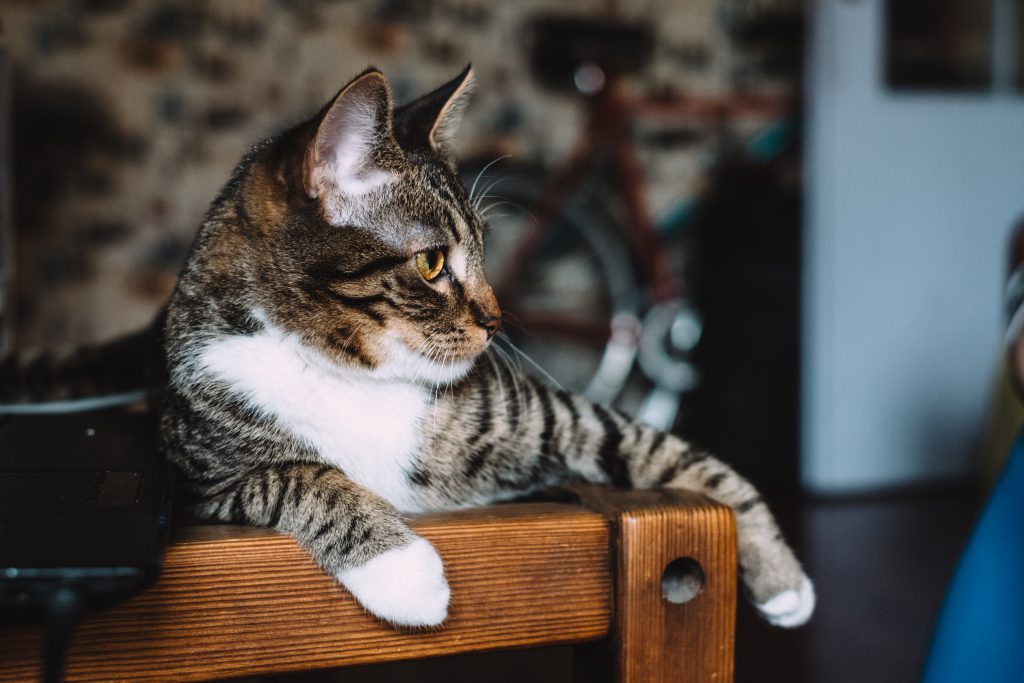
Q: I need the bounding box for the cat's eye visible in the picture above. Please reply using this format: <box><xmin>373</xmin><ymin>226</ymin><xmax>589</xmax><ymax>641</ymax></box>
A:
<box><xmin>415</xmin><ymin>249</ymin><xmax>446</xmax><ymax>281</ymax></box>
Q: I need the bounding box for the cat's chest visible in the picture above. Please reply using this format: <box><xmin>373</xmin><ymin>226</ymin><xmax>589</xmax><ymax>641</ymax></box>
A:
<box><xmin>199</xmin><ymin>330</ymin><xmax>430</xmax><ymax>511</ymax></box>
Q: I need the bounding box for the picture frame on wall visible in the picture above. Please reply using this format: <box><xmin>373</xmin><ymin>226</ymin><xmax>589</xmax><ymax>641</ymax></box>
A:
<box><xmin>886</xmin><ymin>0</ymin><xmax>994</xmax><ymax>90</ymax></box>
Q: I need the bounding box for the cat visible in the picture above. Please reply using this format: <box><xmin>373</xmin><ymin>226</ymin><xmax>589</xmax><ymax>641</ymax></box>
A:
<box><xmin>2</xmin><ymin>66</ymin><xmax>814</xmax><ymax>629</ymax></box>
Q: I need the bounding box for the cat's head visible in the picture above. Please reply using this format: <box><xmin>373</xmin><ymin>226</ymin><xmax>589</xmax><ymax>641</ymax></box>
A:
<box><xmin>235</xmin><ymin>67</ymin><xmax>499</xmax><ymax>385</ymax></box>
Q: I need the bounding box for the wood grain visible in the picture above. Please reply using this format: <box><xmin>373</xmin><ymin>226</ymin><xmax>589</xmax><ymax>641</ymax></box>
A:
<box><xmin>572</xmin><ymin>486</ymin><xmax>738</xmax><ymax>683</ymax></box>
<box><xmin>0</xmin><ymin>503</ymin><xmax>611</xmax><ymax>682</ymax></box>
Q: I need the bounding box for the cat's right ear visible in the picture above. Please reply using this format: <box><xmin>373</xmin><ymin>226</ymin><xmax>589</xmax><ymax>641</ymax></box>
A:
<box><xmin>303</xmin><ymin>69</ymin><xmax>397</xmax><ymax>199</ymax></box>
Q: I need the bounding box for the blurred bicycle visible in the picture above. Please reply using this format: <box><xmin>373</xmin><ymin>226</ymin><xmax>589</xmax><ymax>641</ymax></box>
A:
<box><xmin>467</xmin><ymin>16</ymin><xmax>797</xmax><ymax>431</ymax></box>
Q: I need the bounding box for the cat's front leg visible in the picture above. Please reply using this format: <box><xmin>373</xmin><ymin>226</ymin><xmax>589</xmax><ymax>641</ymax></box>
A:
<box><xmin>570</xmin><ymin>406</ymin><xmax>815</xmax><ymax>627</ymax></box>
<box><xmin>188</xmin><ymin>462</ymin><xmax>449</xmax><ymax>627</ymax></box>
<box><xmin>463</xmin><ymin>375</ymin><xmax>815</xmax><ymax>627</ymax></box>
<box><xmin>639</xmin><ymin>448</ymin><xmax>815</xmax><ymax>627</ymax></box>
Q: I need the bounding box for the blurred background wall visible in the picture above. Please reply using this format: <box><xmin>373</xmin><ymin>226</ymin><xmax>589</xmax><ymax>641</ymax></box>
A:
<box><xmin>2</xmin><ymin>0</ymin><xmax>807</xmax><ymax>492</ymax></box>
<box><xmin>1</xmin><ymin>0</ymin><xmax>797</xmax><ymax>348</ymax></box>
<box><xmin>804</xmin><ymin>0</ymin><xmax>1024</xmax><ymax>492</ymax></box>
<box><xmin>4</xmin><ymin>0</ymin><xmax>1021</xmax><ymax>498</ymax></box>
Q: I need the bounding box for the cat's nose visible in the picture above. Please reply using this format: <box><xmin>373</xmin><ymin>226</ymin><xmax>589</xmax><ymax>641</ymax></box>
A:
<box><xmin>471</xmin><ymin>286</ymin><xmax>501</xmax><ymax>339</ymax></box>
<box><xmin>478</xmin><ymin>314</ymin><xmax>501</xmax><ymax>339</ymax></box>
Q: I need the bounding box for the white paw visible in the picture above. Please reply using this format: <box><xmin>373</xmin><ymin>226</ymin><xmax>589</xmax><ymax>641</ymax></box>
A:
<box><xmin>756</xmin><ymin>576</ymin><xmax>815</xmax><ymax>628</ymax></box>
<box><xmin>337</xmin><ymin>537</ymin><xmax>450</xmax><ymax>627</ymax></box>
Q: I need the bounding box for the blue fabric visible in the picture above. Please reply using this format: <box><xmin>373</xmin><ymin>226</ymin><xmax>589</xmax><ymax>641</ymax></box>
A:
<box><xmin>922</xmin><ymin>435</ymin><xmax>1024</xmax><ymax>682</ymax></box>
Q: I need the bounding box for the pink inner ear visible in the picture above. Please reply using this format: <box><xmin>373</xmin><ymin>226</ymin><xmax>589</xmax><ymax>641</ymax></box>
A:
<box><xmin>307</xmin><ymin>74</ymin><xmax>395</xmax><ymax>199</ymax></box>
<box><xmin>318</xmin><ymin>104</ymin><xmax>376</xmax><ymax>182</ymax></box>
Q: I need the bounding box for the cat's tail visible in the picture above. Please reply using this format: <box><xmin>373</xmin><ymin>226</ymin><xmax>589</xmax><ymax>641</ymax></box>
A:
<box><xmin>0</xmin><ymin>312</ymin><xmax>165</xmax><ymax>412</ymax></box>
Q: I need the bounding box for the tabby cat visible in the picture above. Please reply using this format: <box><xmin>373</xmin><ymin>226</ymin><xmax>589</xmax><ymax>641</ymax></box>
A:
<box><xmin>2</xmin><ymin>67</ymin><xmax>813</xmax><ymax>629</ymax></box>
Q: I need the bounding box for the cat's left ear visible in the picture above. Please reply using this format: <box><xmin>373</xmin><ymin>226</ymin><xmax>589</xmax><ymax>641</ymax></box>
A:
<box><xmin>304</xmin><ymin>69</ymin><xmax>399</xmax><ymax>199</ymax></box>
<box><xmin>393</xmin><ymin>65</ymin><xmax>475</xmax><ymax>159</ymax></box>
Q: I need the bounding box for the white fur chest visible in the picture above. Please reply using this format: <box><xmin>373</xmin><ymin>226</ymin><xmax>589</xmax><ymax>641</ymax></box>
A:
<box><xmin>198</xmin><ymin>327</ymin><xmax>430</xmax><ymax>512</ymax></box>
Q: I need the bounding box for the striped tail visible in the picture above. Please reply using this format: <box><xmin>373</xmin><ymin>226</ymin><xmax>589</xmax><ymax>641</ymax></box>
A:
<box><xmin>0</xmin><ymin>313</ymin><xmax>165</xmax><ymax>410</ymax></box>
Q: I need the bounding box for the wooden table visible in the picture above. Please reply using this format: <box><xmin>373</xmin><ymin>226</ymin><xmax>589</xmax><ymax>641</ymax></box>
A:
<box><xmin>0</xmin><ymin>487</ymin><xmax>736</xmax><ymax>682</ymax></box>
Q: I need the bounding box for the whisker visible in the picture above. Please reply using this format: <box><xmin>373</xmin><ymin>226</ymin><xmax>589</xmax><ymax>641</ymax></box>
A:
<box><xmin>485</xmin><ymin>347</ymin><xmax>506</xmax><ymax>407</ymax></box>
<box><xmin>496</xmin><ymin>334</ymin><xmax>565</xmax><ymax>391</ymax></box>
<box><xmin>477</xmin><ymin>177</ymin><xmax>505</xmax><ymax>201</ymax></box>
<box><xmin>477</xmin><ymin>197</ymin><xmax>532</xmax><ymax>222</ymax></box>
<box><xmin>478</xmin><ymin>196</ymin><xmax>537</xmax><ymax>226</ymax></box>
<box><xmin>478</xmin><ymin>200</ymin><xmax>524</xmax><ymax>219</ymax></box>
<box><xmin>480</xmin><ymin>214</ymin><xmax>513</xmax><ymax>230</ymax></box>
<box><xmin>495</xmin><ymin>312</ymin><xmax>546</xmax><ymax>347</ymax></box>
<box><xmin>469</xmin><ymin>155</ymin><xmax>511</xmax><ymax>208</ymax></box>
<box><xmin>475</xmin><ymin>175</ymin><xmax>515</xmax><ymax>208</ymax></box>
<box><xmin>491</xmin><ymin>344</ymin><xmax>528</xmax><ymax>436</ymax></box>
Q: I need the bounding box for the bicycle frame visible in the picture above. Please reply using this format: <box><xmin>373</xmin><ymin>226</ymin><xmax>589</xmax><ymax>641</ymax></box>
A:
<box><xmin>495</xmin><ymin>76</ymin><xmax>678</xmax><ymax>310</ymax></box>
<box><xmin>493</xmin><ymin>73</ymin><xmax>794</xmax><ymax>348</ymax></box>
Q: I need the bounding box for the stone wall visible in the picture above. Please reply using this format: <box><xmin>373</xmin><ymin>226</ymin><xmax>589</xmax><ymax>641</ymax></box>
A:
<box><xmin>2</xmin><ymin>0</ymin><xmax>802</xmax><ymax>346</ymax></box>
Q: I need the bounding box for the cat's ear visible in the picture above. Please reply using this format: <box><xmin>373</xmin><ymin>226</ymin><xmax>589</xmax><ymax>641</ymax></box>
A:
<box><xmin>393</xmin><ymin>65</ymin><xmax>475</xmax><ymax>159</ymax></box>
<box><xmin>304</xmin><ymin>69</ymin><xmax>398</xmax><ymax>199</ymax></box>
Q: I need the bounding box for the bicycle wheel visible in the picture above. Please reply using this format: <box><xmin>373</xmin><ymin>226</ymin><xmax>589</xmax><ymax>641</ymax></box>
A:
<box><xmin>465</xmin><ymin>169</ymin><xmax>640</xmax><ymax>401</ymax></box>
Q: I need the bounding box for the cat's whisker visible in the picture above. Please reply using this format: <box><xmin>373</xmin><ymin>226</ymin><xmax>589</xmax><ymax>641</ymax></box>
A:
<box><xmin>485</xmin><ymin>348</ymin><xmax>506</xmax><ymax>406</ymax></box>
<box><xmin>477</xmin><ymin>194</ymin><xmax>522</xmax><ymax>212</ymax></box>
<box><xmin>477</xmin><ymin>200</ymin><xmax>522</xmax><ymax>220</ymax></box>
<box><xmin>494</xmin><ymin>312</ymin><xmax>545</xmax><ymax>348</ymax></box>
<box><xmin>480</xmin><ymin>213</ymin><xmax>512</xmax><ymax>226</ymax></box>
<box><xmin>474</xmin><ymin>174</ymin><xmax>515</xmax><ymax>210</ymax></box>
<box><xmin>495</xmin><ymin>317</ymin><xmax>528</xmax><ymax>338</ymax></box>
<box><xmin>498</xmin><ymin>310</ymin><xmax>528</xmax><ymax>329</ymax></box>
<box><xmin>468</xmin><ymin>155</ymin><xmax>509</xmax><ymax>201</ymax></box>
<box><xmin>511</xmin><ymin>359</ymin><xmax>529</xmax><ymax>432</ymax></box>
<box><xmin>468</xmin><ymin>155</ymin><xmax>510</xmax><ymax>208</ymax></box>
<box><xmin>442</xmin><ymin>348</ymin><xmax>457</xmax><ymax>401</ymax></box>
<box><xmin>477</xmin><ymin>175</ymin><xmax>508</xmax><ymax>200</ymax></box>
<box><xmin>325</xmin><ymin>319</ymin><xmax>374</xmax><ymax>364</ymax></box>
<box><xmin>488</xmin><ymin>345</ymin><xmax>514</xmax><ymax>427</ymax></box>
<box><xmin>432</xmin><ymin>369</ymin><xmax>441</xmax><ymax>436</ymax></box>
<box><xmin>495</xmin><ymin>340</ymin><xmax>522</xmax><ymax>377</ymax></box>
<box><xmin>491</xmin><ymin>343</ymin><xmax>528</xmax><ymax>433</ymax></box>
<box><xmin>418</xmin><ymin>342</ymin><xmax>444</xmax><ymax>436</ymax></box>
<box><xmin>496</xmin><ymin>334</ymin><xmax>565</xmax><ymax>392</ymax></box>
<box><xmin>502</xmin><ymin>310</ymin><xmax>523</xmax><ymax>324</ymax></box>
<box><xmin>475</xmin><ymin>192</ymin><xmax>532</xmax><ymax>216</ymax></box>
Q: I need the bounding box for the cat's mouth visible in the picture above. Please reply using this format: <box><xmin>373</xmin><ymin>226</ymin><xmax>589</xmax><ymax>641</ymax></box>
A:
<box><xmin>371</xmin><ymin>332</ymin><xmax>478</xmax><ymax>385</ymax></box>
<box><xmin>408</xmin><ymin>351</ymin><xmax>476</xmax><ymax>386</ymax></box>
<box><xmin>415</xmin><ymin>343</ymin><xmax>486</xmax><ymax>377</ymax></box>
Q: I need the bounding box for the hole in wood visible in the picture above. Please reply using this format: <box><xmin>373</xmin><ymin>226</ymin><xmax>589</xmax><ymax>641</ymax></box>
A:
<box><xmin>661</xmin><ymin>557</ymin><xmax>704</xmax><ymax>604</ymax></box>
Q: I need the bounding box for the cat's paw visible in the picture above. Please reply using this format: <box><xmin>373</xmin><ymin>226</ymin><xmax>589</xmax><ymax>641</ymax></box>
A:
<box><xmin>754</xmin><ymin>576</ymin><xmax>815</xmax><ymax>628</ymax></box>
<box><xmin>337</xmin><ymin>537</ymin><xmax>450</xmax><ymax>628</ymax></box>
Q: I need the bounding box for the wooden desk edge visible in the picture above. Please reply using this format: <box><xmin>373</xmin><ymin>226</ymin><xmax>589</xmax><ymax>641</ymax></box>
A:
<box><xmin>1</xmin><ymin>493</ymin><xmax>737</xmax><ymax>682</ymax></box>
<box><xmin>1</xmin><ymin>502</ymin><xmax>611</xmax><ymax>682</ymax></box>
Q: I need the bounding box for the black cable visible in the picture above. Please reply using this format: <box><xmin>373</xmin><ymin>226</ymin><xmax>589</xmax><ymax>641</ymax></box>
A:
<box><xmin>42</xmin><ymin>586</ymin><xmax>82</xmax><ymax>683</ymax></box>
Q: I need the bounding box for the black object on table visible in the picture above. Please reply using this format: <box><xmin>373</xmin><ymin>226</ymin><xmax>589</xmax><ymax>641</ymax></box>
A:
<box><xmin>0</xmin><ymin>409</ymin><xmax>173</xmax><ymax>681</ymax></box>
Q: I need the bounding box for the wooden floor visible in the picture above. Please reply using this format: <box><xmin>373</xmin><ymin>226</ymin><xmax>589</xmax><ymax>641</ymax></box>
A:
<box><xmin>231</xmin><ymin>487</ymin><xmax>980</xmax><ymax>683</ymax></box>
<box><xmin>737</xmin><ymin>487</ymin><xmax>981</xmax><ymax>683</ymax></box>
